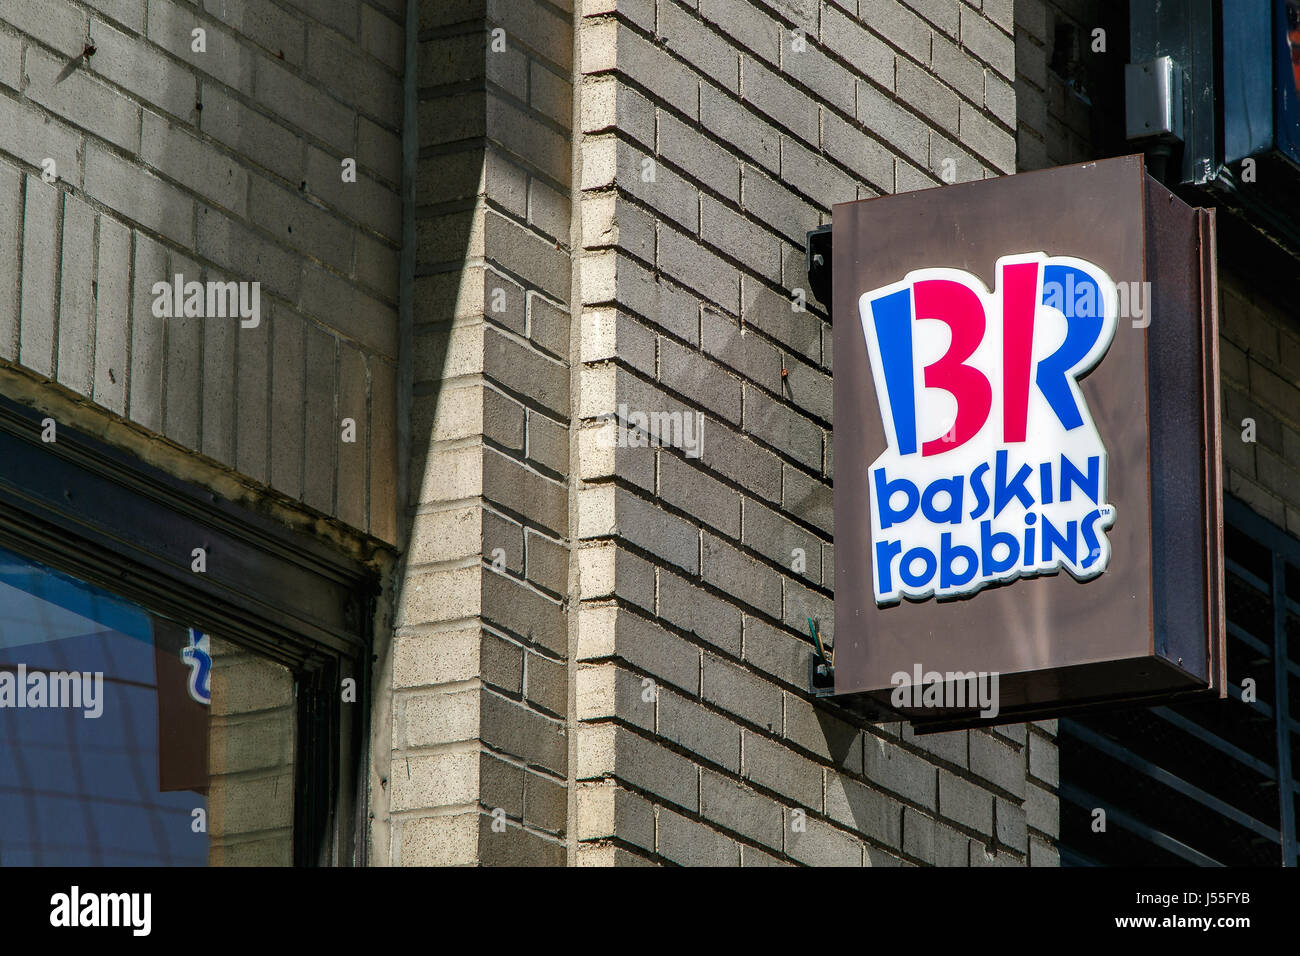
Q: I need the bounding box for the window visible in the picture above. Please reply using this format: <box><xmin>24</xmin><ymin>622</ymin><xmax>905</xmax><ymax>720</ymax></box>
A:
<box><xmin>0</xmin><ymin>546</ymin><xmax>298</xmax><ymax>864</ymax></box>
<box><xmin>1059</xmin><ymin>496</ymin><xmax>1300</xmax><ymax>865</ymax></box>
<box><xmin>0</xmin><ymin>395</ymin><xmax>375</xmax><ymax>866</ymax></box>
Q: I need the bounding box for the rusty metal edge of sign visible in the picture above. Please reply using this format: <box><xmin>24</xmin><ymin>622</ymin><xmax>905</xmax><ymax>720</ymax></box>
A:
<box><xmin>824</xmin><ymin>156</ymin><xmax>1227</xmax><ymax>732</ymax></box>
<box><xmin>1200</xmin><ymin>206</ymin><xmax>1228</xmax><ymax>702</ymax></box>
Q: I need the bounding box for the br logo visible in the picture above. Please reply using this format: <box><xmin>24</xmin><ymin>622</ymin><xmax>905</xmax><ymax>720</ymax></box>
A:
<box><xmin>857</xmin><ymin>253</ymin><xmax>1119</xmax><ymax>605</ymax></box>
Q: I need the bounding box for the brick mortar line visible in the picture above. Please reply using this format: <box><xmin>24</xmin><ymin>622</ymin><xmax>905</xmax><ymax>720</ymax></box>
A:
<box><xmin>580</xmin><ymin>62</ymin><xmax>897</xmax><ymax>201</ymax></box>
<box><xmin>583</xmin><ymin>163</ymin><xmax>820</xmax><ymax>291</ymax></box>
<box><xmin>597</xmin><ymin>2</ymin><xmax>998</xmax><ymax>143</ymax></box>
<box><xmin>413</xmin><ymin>257</ymin><xmax>487</xmax><ymax>277</ymax></box>
<box><xmin>580</xmin><ymin>357</ymin><xmax>831</xmax><ymax>483</ymax></box>
<box><xmin>588</xmin><ymin>7</ymin><xmax>1013</xmax><ymax>176</ymax></box>
<box><xmin>416</xmin><ymin>136</ymin><xmax>492</xmax><ymax>164</ymax></box>
<box><xmin>274</xmin><ymin>316</ymin><xmax>303</xmax><ymax>499</ymax></box>
<box><xmin>121</xmin><ymin>220</ymin><xmax>137</xmax><ymax>422</ymax></box>
<box><xmin>456</xmin><ymin>554</ymin><xmax>568</xmax><ymax>605</ymax></box>
<box><xmin>572</xmin><ymin>250</ymin><xmax>830</xmax><ymax>363</ymax></box>
<box><xmin>606</xmin><ymin>690</ymin><xmax>903</xmax><ymax>810</ymax></box>
<box><xmin>480</xmin><ymin>139</ymin><xmax>573</xmax><ymax>203</ymax></box>
<box><xmin>580</xmin><ymin>277</ymin><xmax>831</xmax><ymax>376</ymax></box>
<box><xmin>570</xmin><ymin>835</ymin><xmax>660</xmax><ymax>862</ymax></box>
<box><xmin>574</xmin><ymin>718</ymin><xmax>990</xmax><ymax>862</ymax></box>
<box><xmin>573</xmin><ymin>648</ymin><xmax>829</xmax><ymax>735</ymax></box>
<box><xmin>386</xmin><ymin>802</ymin><xmax>480</xmax><ymax>820</ymax></box>
<box><xmin>449</xmin><ymin>473</ymin><xmax>572</xmax><ymax>535</ymax></box>
<box><xmin>475</xmin><ymin>345</ymin><xmax>575</xmax><ymax>418</ymax></box>
<box><xmin>474</xmin><ymin>248</ymin><xmax>575</xmax><ymax>301</ymax></box>
<box><xmin>569</xmin><ymin>771</ymin><xmax>843</xmax><ymax>865</ymax></box>
<box><xmin>0</xmin><ymin>131</ymin><xmax>404</xmax><ymax>317</ymax></box>
<box><xmin>408</xmin><ymin>356</ymin><xmax>566</xmax><ymax>413</ymax></box>
<box><xmin>478</xmin><ymin>814</ymin><xmax>569</xmax><ymax>845</ymax></box>
<box><xmin>574</xmin><ymin>546</ymin><xmax>826</xmax><ymax>671</ymax></box>
<box><xmin>578</xmin><ymin>404</ymin><xmax>828</xmax><ymax>527</ymax></box>
<box><xmin>573</xmin><ymin>253</ymin><xmax>821</xmax><ymax>384</ymax></box>
<box><xmin>480</xmin><ymin>440</ymin><xmax>569</xmax><ymax>490</ymax></box>
<box><xmin>65</xmin><ymin>0</ymin><xmax>313</xmax><ymax>52</ymax></box>
<box><xmin>604</xmin><ymin>334</ymin><xmax>834</xmax><ymax>437</ymax></box>
<box><xmin>478</xmin><ymin>683</ymin><xmax>568</xmax><ymax>733</ymax></box>
<box><xmin>573</xmin><ymin>632</ymin><xmax>1029</xmax><ymax>809</ymax></box>
<box><xmin>743</xmin><ymin>0</ymin><xmax>1009</xmax><ymax>56</ymax></box>
<box><xmin>480</xmin><ymin>216</ymin><xmax>577</xmax><ymax>278</ymax></box>
<box><xmin>1234</xmin><ymin>355</ymin><xmax>1300</xmax><ymax>392</ymax></box>
<box><xmin>207</xmin><ymin>700</ymin><xmax>296</xmax><ymax>724</ymax></box>
<box><xmin>85</xmin><ymin>202</ymin><xmax>101</xmax><ymax>399</ymax></box>
<box><xmin>474</xmin><ymin>190</ymin><xmax>571</xmax><ymax>250</ymax></box>
<box><xmin>418</xmin><ymin>77</ymin><xmax>487</xmax><ymax>100</ymax></box>
<box><xmin>406</xmin><ymin>493</ymin><xmax>565</xmax><ymax>527</ymax></box>
<box><xmin>190</xmin><ymin>217</ymin><xmax>208</xmax><ymax>462</ymax></box>
<box><xmin>0</xmin><ymin>177</ymin><xmax>398</xmax><ymax>354</ymax></box>
<box><xmin>391</xmin><ymin>615</ymin><xmax>558</xmax><ymax>656</ymax></box>
<box><xmin>576</xmin><ymin>600</ymin><xmax>823</xmax><ymax>696</ymax></box>
<box><xmin>576</xmin><ymin>410</ymin><xmax>829</xmax><ymax>540</ymax></box>
<box><xmin>582</xmin><ymin>427</ymin><xmax>831</xmax><ymax>540</ymax></box>
<box><xmin>415</xmin><ymin>195</ymin><xmax>481</xmax><ymax>219</ymax></box>
<box><xmin>416</xmin><ymin>19</ymin><xmax>492</xmax><ymax>44</ymax></box>
<box><xmin>326</xmin><ymin>333</ymin><xmax>343</xmax><ymax>520</ymax></box>
<box><xmin>575</xmin><ymin>592</ymin><xmax>822</xmax><ymax>698</ymax></box>
<box><xmin>207</xmin><ymin>825</ymin><xmax>295</xmax><ymax>846</ymax></box>
<box><xmin>783</xmin><ymin>4</ymin><xmax>1018</xmax><ymax>138</ymax></box>
<box><xmin>576</xmin><ymin>143</ymin><xmax>834</xmax><ymax>308</ymax></box>
<box><xmin>8</xmin><ymin>12</ymin><xmax>388</xmax><ymax>163</ymax></box>
<box><xmin>390</xmin><ymin>677</ymin><xmax>496</xmax><ymax>699</ymax></box>
<box><xmin>484</xmin><ymin>2</ymin><xmax>573</xmax><ymax>74</ymax></box>
<box><xmin>580</xmin><ymin>473</ymin><xmax>831</xmax><ymax>591</ymax></box>
<box><xmin>133</xmin><ymin>1</ymin><xmax>403</xmax><ymax>127</ymax></box>
<box><xmin>362</xmin><ymin>339</ymin><xmax>374</xmax><ymax>533</ymax></box>
<box><xmin>480</xmin><ymin>680</ymin><xmax>568</xmax><ymax>726</ymax></box>
<box><xmin>575</xmin><ymin>214</ymin><xmax>836</xmax><ymax>412</ymax></box>
<box><xmin>485</xmin><ymin>79</ymin><xmax>572</xmax><ymax>142</ymax></box>
<box><xmin>481</xmin><ymin>562</ymin><xmax>564</xmax><ymax>612</ymax></box>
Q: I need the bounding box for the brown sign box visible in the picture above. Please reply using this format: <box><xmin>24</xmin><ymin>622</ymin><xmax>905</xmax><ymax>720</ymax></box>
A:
<box><xmin>830</xmin><ymin>155</ymin><xmax>1224</xmax><ymax>730</ymax></box>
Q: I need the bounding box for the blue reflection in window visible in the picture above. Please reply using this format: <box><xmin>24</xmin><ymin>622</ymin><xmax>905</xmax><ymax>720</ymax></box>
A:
<box><xmin>0</xmin><ymin>546</ymin><xmax>209</xmax><ymax>866</ymax></box>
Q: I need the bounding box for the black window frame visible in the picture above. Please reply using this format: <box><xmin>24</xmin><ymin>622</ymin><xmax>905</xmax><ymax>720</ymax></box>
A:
<box><xmin>0</xmin><ymin>392</ymin><xmax>378</xmax><ymax>866</ymax></box>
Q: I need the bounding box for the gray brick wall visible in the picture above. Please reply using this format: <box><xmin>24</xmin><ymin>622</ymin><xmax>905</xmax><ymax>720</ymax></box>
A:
<box><xmin>0</xmin><ymin>0</ymin><xmax>401</xmax><ymax>542</ymax></box>
<box><xmin>207</xmin><ymin>634</ymin><xmax>295</xmax><ymax>865</ymax></box>
<box><xmin>378</xmin><ymin>0</ymin><xmax>574</xmax><ymax>866</ymax></box>
<box><xmin>571</xmin><ymin>0</ymin><xmax>1051</xmax><ymax>866</ymax></box>
<box><xmin>1014</xmin><ymin>0</ymin><xmax>1103</xmax><ymax>171</ymax></box>
<box><xmin>1219</xmin><ymin>270</ymin><xmax>1300</xmax><ymax>535</ymax></box>
<box><xmin>3</xmin><ymin>0</ymin><xmax>1072</xmax><ymax>866</ymax></box>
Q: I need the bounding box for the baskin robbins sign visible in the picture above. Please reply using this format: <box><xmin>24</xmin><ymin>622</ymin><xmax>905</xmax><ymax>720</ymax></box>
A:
<box><xmin>828</xmin><ymin>156</ymin><xmax>1226</xmax><ymax>730</ymax></box>
<box><xmin>864</xmin><ymin>253</ymin><xmax>1118</xmax><ymax>605</ymax></box>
